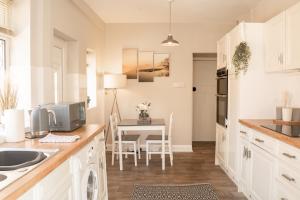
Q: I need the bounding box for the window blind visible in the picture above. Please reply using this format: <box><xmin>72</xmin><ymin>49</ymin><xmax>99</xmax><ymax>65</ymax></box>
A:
<box><xmin>0</xmin><ymin>0</ymin><xmax>10</xmax><ymax>29</ymax></box>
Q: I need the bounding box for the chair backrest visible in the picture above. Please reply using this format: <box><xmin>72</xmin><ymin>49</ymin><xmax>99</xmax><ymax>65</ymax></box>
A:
<box><xmin>168</xmin><ymin>112</ymin><xmax>174</xmax><ymax>141</ymax></box>
<box><xmin>110</xmin><ymin>113</ymin><xmax>118</xmax><ymax>143</ymax></box>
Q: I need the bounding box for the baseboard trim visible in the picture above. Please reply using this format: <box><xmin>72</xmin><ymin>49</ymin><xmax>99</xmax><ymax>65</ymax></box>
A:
<box><xmin>106</xmin><ymin>144</ymin><xmax>193</xmax><ymax>153</ymax></box>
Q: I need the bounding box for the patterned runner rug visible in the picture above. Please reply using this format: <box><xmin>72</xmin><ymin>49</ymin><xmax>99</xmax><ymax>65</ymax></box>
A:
<box><xmin>131</xmin><ymin>183</ymin><xmax>219</xmax><ymax>200</ymax></box>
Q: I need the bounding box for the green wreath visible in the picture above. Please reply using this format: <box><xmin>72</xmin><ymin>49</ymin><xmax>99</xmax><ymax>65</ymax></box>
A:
<box><xmin>232</xmin><ymin>42</ymin><xmax>251</xmax><ymax>75</ymax></box>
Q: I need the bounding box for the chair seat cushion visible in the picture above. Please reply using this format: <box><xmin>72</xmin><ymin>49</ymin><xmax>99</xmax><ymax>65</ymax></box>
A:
<box><xmin>145</xmin><ymin>135</ymin><xmax>168</xmax><ymax>141</ymax></box>
<box><xmin>115</xmin><ymin>135</ymin><xmax>140</xmax><ymax>141</ymax></box>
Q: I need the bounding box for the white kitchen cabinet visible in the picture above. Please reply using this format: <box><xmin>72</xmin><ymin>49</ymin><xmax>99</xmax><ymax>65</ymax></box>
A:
<box><xmin>215</xmin><ymin>124</ymin><xmax>227</xmax><ymax>169</ymax></box>
<box><xmin>285</xmin><ymin>2</ymin><xmax>300</xmax><ymax>70</ymax></box>
<box><xmin>95</xmin><ymin>133</ymin><xmax>108</xmax><ymax>200</ymax></box>
<box><xmin>249</xmin><ymin>143</ymin><xmax>276</xmax><ymax>200</ymax></box>
<box><xmin>18</xmin><ymin>160</ymin><xmax>73</xmax><ymax>200</ymax></box>
<box><xmin>238</xmin><ymin>133</ymin><xmax>251</xmax><ymax>198</ymax></box>
<box><xmin>217</xmin><ymin>35</ymin><xmax>228</xmax><ymax>69</ymax></box>
<box><xmin>265</xmin><ymin>12</ymin><xmax>285</xmax><ymax>72</ymax></box>
<box><xmin>265</xmin><ymin>1</ymin><xmax>300</xmax><ymax>72</ymax></box>
<box><xmin>227</xmin><ymin>23</ymin><xmax>245</xmax><ymax>75</ymax></box>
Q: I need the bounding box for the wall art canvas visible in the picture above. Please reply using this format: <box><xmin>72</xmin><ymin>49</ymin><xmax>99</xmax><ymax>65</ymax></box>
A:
<box><xmin>122</xmin><ymin>48</ymin><xmax>138</xmax><ymax>79</ymax></box>
<box><xmin>138</xmin><ymin>51</ymin><xmax>154</xmax><ymax>82</ymax></box>
<box><xmin>154</xmin><ymin>53</ymin><xmax>170</xmax><ymax>77</ymax></box>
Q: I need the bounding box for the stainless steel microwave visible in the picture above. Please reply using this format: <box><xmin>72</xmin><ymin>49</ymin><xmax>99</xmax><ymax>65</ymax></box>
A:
<box><xmin>45</xmin><ymin>102</ymin><xmax>86</xmax><ymax>132</ymax></box>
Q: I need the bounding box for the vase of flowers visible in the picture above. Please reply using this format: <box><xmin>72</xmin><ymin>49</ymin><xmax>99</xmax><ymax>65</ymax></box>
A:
<box><xmin>136</xmin><ymin>102</ymin><xmax>151</xmax><ymax>123</ymax></box>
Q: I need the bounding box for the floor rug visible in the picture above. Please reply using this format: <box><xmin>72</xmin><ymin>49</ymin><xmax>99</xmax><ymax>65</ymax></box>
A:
<box><xmin>131</xmin><ymin>183</ymin><xmax>219</xmax><ymax>200</ymax></box>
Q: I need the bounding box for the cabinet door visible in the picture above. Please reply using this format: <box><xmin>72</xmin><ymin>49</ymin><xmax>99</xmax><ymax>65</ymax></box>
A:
<box><xmin>228</xmin><ymin>24</ymin><xmax>244</xmax><ymax>75</ymax></box>
<box><xmin>265</xmin><ymin>12</ymin><xmax>285</xmax><ymax>72</ymax></box>
<box><xmin>97</xmin><ymin>137</ymin><xmax>108</xmax><ymax>200</ymax></box>
<box><xmin>216</xmin><ymin>125</ymin><xmax>227</xmax><ymax>168</ymax></box>
<box><xmin>217</xmin><ymin>35</ymin><xmax>228</xmax><ymax>69</ymax></box>
<box><xmin>250</xmin><ymin>144</ymin><xmax>276</xmax><ymax>200</ymax></box>
<box><xmin>286</xmin><ymin>2</ymin><xmax>300</xmax><ymax>70</ymax></box>
<box><xmin>238</xmin><ymin>138</ymin><xmax>250</xmax><ymax>197</ymax></box>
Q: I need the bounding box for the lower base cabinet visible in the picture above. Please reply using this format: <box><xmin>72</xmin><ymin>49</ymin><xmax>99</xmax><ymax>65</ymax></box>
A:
<box><xmin>249</xmin><ymin>144</ymin><xmax>275</xmax><ymax>200</ymax></box>
<box><xmin>238</xmin><ymin>125</ymin><xmax>300</xmax><ymax>200</ymax></box>
<box><xmin>19</xmin><ymin>160</ymin><xmax>73</xmax><ymax>200</ymax></box>
<box><xmin>19</xmin><ymin>133</ymin><xmax>108</xmax><ymax>200</ymax></box>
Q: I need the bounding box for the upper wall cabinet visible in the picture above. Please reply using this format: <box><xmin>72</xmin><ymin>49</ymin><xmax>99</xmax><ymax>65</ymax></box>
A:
<box><xmin>265</xmin><ymin>13</ymin><xmax>285</xmax><ymax>72</ymax></box>
<box><xmin>265</xmin><ymin>2</ymin><xmax>300</xmax><ymax>72</ymax></box>
<box><xmin>217</xmin><ymin>35</ymin><xmax>228</xmax><ymax>70</ymax></box>
<box><xmin>227</xmin><ymin>24</ymin><xmax>245</xmax><ymax>75</ymax></box>
<box><xmin>285</xmin><ymin>2</ymin><xmax>300</xmax><ymax>70</ymax></box>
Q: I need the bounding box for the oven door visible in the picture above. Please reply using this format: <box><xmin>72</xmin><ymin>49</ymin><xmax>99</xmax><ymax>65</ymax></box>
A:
<box><xmin>216</xmin><ymin>95</ymin><xmax>227</xmax><ymax>127</ymax></box>
<box><xmin>217</xmin><ymin>76</ymin><xmax>228</xmax><ymax>95</ymax></box>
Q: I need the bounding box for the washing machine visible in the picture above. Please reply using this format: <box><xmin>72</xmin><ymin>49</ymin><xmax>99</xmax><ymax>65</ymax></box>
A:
<box><xmin>71</xmin><ymin>140</ymin><xmax>100</xmax><ymax>200</ymax></box>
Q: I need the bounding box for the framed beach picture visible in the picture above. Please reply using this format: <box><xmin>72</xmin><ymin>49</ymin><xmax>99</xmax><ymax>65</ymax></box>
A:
<box><xmin>122</xmin><ymin>48</ymin><xmax>138</xmax><ymax>79</ymax></box>
<box><xmin>138</xmin><ymin>51</ymin><xmax>154</xmax><ymax>82</ymax></box>
<box><xmin>154</xmin><ymin>53</ymin><xmax>170</xmax><ymax>77</ymax></box>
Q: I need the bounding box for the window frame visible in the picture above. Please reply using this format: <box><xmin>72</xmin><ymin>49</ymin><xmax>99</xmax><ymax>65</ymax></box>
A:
<box><xmin>0</xmin><ymin>34</ymin><xmax>9</xmax><ymax>73</ymax></box>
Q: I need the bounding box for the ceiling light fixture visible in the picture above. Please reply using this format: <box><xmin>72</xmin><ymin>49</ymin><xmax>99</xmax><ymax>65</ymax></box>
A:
<box><xmin>161</xmin><ymin>0</ymin><xmax>180</xmax><ymax>47</ymax></box>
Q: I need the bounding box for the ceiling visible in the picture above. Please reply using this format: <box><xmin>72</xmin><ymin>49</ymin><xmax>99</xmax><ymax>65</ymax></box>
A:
<box><xmin>83</xmin><ymin>0</ymin><xmax>263</xmax><ymax>23</ymax></box>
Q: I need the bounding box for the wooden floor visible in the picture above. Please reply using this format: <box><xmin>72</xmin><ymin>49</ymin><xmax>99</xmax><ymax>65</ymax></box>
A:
<box><xmin>106</xmin><ymin>142</ymin><xmax>246</xmax><ymax>200</ymax></box>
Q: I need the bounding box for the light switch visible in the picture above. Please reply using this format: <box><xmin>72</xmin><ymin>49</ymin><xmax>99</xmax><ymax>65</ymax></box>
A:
<box><xmin>172</xmin><ymin>82</ymin><xmax>185</xmax><ymax>88</ymax></box>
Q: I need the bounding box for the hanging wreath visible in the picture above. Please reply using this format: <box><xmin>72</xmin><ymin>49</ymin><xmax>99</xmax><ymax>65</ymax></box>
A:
<box><xmin>232</xmin><ymin>41</ymin><xmax>251</xmax><ymax>75</ymax></box>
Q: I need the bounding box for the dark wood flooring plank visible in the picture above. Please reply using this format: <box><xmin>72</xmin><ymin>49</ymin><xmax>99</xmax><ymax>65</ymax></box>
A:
<box><xmin>106</xmin><ymin>142</ymin><xmax>246</xmax><ymax>200</ymax></box>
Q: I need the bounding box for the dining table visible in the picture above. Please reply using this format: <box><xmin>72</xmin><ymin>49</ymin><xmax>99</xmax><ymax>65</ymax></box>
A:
<box><xmin>117</xmin><ymin>118</ymin><xmax>166</xmax><ymax>170</ymax></box>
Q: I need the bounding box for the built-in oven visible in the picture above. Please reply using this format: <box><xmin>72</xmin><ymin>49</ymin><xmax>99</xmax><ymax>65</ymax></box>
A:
<box><xmin>216</xmin><ymin>67</ymin><xmax>228</xmax><ymax>127</ymax></box>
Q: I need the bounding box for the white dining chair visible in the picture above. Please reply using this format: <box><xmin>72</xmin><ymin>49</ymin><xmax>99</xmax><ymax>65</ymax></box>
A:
<box><xmin>110</xmin><ymin>114</ymin><xmax>141</xmax><ymax>167</ymax></box>
<box><xmin>145</xmin><ymin>113</ymin><xmax>174</xmax><ymax>166</ymax></box>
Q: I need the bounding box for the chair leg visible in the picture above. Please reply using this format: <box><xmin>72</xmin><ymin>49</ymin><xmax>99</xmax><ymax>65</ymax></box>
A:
<box><xmin>134</xmin><ymin>143</ymin><xmax>137</xmax><ymax>167</ymax></box>
<box><xmin>138</xmin><ymin>139</ymin><xmax>141</xmax><ymax>159</ymax></box>
<box><xmin>169</xmin><ymin>142</ymin><xmax>173</xmax><ymax>166</ymax></box>
<box><xmin>125</xmin><ymin>144</ymin><xmax>128</xmax><ymax>159</ymax></box>
<box><xmin>111</xmin><ymin>144</ymin><xmax>115</xmax><ymax>166</ymax></box>
<box><xmin>146</xmin><ymin>142</ymin><xmax>149</xmax><ymax>166</ymax></box>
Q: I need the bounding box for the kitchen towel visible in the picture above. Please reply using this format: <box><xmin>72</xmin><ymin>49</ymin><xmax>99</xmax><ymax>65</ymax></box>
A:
<box><xmin>39</xmin><ymin>134</ymin><xmax>80</xmax><ymax>143</ymax></box>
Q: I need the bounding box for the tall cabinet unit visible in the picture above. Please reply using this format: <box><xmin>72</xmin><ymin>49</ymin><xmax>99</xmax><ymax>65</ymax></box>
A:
<box><xmin>217</xmin><ymin>35</ymin><xmax>228</xmax><ymax>69</ymax></box>
<box><xmin>216</xmin><ymin>23</ymin><xmax>265</xmax><ymax>185</ymax></box>
<box><xmin>265</xmin><ymin>1</ymin><xmax>300</xmax><ymax>72</ymax></box>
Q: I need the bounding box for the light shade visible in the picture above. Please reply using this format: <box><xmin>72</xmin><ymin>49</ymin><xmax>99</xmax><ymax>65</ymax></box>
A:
<box><xmin>161</xmin><ymin>34</ymin><xmax>180</xmax><ymax>47</ymax></box>
<box><xmin>103</xmin><ymin>74</ymin><xmax>127</xmax><ymax>89</ymax></box>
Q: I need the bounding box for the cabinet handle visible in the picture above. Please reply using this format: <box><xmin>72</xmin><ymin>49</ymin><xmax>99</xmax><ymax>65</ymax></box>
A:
<box><xmin>243</xmin><ymin>147</ymin><xmax>247</xmax><ymax>158</ymax></box>
<box><xmin>255</xmin><ymin>138</ymin><xmax>264</xmax><ymax>143</ymax></box>
<box><xmin>282</xmin><ymin>153</ymin><xmax>296</xmax><ymax>159</ymax></box>
<box><xmin>280</xmin><ymin>53</ymin><xmax>284</xmax><ymax>65</ymax></box>
<box><xmin>240</xmin><ymin>131</ymin><xmax>247</xmax><ymax>135</ymax></box>
<box><xmin>280</xmin><ymin>198</ymin><xmax>288</xmax><ymax>200</ymax></box>
<box><xmin>247</xmin><ymin>150</ymin><xmax>251</xmax><ymax>159</ymax></box>
<box><xmin>282</xmin><ymin>174</ymin><xmax>295</xmax><ymax>182</ymax></box>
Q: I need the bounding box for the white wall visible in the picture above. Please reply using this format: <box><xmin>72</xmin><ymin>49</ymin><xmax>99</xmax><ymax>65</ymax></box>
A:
<box><xmin>104</xmin><ymin>23</ymin><xmax>233</xmax><ymax>147</ymax></box>
<box><xmin>239</xmin><ymin>0</ymin><xmax>300</xmax><ymax>22</ymax></box>
<box><xmin>10</xmin><ymin>0</ymin><xmax>106</xmax><ymax>125</ymax></box>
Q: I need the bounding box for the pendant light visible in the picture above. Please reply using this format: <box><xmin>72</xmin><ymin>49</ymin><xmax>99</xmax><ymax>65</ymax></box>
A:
<box><xmin>161</xmin><ymin>0</ymin><xmax>180</xmax><ymax>47</ymax></box>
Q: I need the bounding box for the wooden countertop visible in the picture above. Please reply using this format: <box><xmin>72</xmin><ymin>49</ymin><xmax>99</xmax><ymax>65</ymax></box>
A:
<box><xmin>0</xmin><ymin>124</ymin><xmax>105</xmax><ymax>200</ymax></box>
<box><xmin>239</xmin><ymin>119</ymin><xmax>300</xmax><ymax>149</ymax></box>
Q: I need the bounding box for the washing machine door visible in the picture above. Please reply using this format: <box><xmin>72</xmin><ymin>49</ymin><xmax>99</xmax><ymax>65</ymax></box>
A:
<box><xmin>82</xmin><ymin>165</ymin><xmax>99</xmax><ymax>200</ymax></box>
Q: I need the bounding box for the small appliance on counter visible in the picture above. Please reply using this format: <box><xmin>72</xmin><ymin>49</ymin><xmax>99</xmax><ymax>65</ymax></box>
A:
<box><xmin>26</xmin><ymin>106</ymin><xmax>57</xmax><ymax>139</ymax></box>
<box><xmin>45</xmin><ymin>102</ymin><xmax>86</xmax><ymax>132</ymax></box>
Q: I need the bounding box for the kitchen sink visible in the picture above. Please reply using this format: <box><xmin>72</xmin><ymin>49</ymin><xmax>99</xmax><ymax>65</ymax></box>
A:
<box><xmin>0</xmin><ymin>150</ymin><xmax>47</xmax><ymax>171</ymax></box>
<box><xmin>0</xmin><ymin>148</ymin><xmax>58</xmax><ymax>190</ymax></box>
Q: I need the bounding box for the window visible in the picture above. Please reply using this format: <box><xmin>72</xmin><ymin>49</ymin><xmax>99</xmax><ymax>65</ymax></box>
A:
<box><xmin>0</xmin><ymin>39</ymin><xmax>5</xmax><ymax>71</ymax></box>
<box><xmin>0</xmin><ymin>0</ymin><xmax>10</xmax><ymax>29</ymax></box>
<box><xmin>86</xmin><ymin>50</ymin><xmax>97</xmax><ymax>109</ymax></box>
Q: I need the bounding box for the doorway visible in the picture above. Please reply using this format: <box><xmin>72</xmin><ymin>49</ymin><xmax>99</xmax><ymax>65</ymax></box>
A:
<box><xmin>192</xmin><ymin>53</ymin><xmax>217</xmax><ymax>141</ymax></box>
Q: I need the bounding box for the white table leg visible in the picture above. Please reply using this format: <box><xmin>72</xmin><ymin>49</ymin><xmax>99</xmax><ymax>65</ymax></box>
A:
<box><xmin>162</xmin><ymin>126</ymin><xmax>165</xmax><ymax>170</ymax></box>
<box><xmin>118</xmin><ymin>129</ymin><xmax>123</xmax><ymax>170</ymax></box>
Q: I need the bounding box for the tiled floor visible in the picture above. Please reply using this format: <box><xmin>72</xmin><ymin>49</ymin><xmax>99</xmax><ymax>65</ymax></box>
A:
<box><xmin>106</xmin><ymin>142</ymin><xmax>246</xmax><ymax>200</ymax></box>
